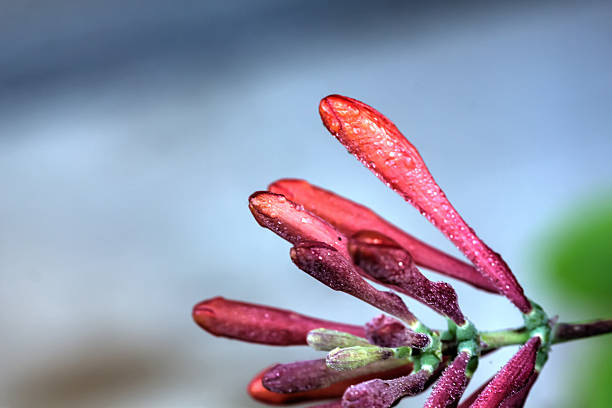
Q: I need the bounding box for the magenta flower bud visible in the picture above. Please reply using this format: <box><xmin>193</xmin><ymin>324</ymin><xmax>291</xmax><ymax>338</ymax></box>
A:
<box><xmin>193</xmin><ymin>297</ymin><xmax>364</xmax><ymax>345</ymax></box>
<box><xmin>269</xmin><ymin>178</ymin><xmax>497</xmax><ymax>293</ymax></box>
<box><xmin>319</xmin><ymin>95</ymin><xmax>530</xmax><ymax>313</ymax></box>
<box><xmin>424</xmin><ymin>351</ymin><xmax>471</xmax><ymax>408</ymax></box>
<box><xmin>249</xmin><ymin>191</ymin><xmax>350</xmax><ymax>257</ymax></box>
<box><xmin>290</xmin><ymin>241</ymin><xmax>418</xmax><ymax>324</ymax></box>
<box><xmin>261</xmin><ymin>358</ymin><xmax>409</xmax><ymax>394</ymax></box>
<box><xmin>341</xmin><ymin>370</ymin><xmax>431</xmax><ymax>408</ymax></box>
<box><xmin>469</xmin><ymin>336</ymin><xmax>541</xmax><ymax>408</ymax></box>
<box><xmin>350</xmin><ymin>231</ymin><xmax>465</xmax><ymax>325</ymax></box>
<box><xmin>365</xmin><ymin>314</ymin><xmax>430</xmax><ymax>349</ymax></box>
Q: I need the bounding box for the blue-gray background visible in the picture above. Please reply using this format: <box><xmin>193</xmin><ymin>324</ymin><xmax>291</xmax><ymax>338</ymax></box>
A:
<box><xmin>1</xmin><ymin>1</ymin><xmax>611</xmax><ymax>407</ymax></box>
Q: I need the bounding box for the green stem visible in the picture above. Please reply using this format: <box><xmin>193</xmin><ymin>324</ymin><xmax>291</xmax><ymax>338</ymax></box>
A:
<box><xmin>480</xmin><ymin>328</ymin><xmax>530</xmax><ymax>350</ymax></box>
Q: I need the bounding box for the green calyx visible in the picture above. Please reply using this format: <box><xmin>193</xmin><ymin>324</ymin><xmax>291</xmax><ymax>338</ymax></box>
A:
<box><xmin>523</xmin><ymin>300</ymin><xmax>548</xmax><ymax>331</ymax></box>
<box><xmin>412</xmin><ymin>352</ymin><xmax>440</xmax><ymax>373</ymax></box>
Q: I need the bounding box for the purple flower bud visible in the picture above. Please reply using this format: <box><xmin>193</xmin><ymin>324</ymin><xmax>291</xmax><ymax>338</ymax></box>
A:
<box><xmin>290</xmin><ymin>242</ymin><xmax>418</xmax><ymax>324</ymax></box>
<box><xmin>341</xmin><ymin>370</ymin><xmax>430</xmax><ymax>408</ymax></box>
<box><xmin>365</xmin><ymin>314</ymin><xmax>430</xmax><ymax>349</ymax></box>
<box><xmin>469</xmin><ymin>336</ymin><xmax>541</xmax><ymax>408</ymax></box>
<box><xmin>350</xmin><ymin>231</ymin><xmax>465</xmax><ymax>324</ymax></box>
<box><xmin>424</xmin><ymin>351</ymin><xmax>471</xmax><ymax>408</ymax></box>
<box><xmin>261</xmin><ymin>358</ymin><xmax>409</xmax><ymax>394</ymax></box>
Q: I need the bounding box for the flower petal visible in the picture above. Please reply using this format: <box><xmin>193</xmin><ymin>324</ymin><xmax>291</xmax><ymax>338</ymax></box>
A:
<box><xmin>193</xmin><ymin>297</ymin><xmax>364</xmax><ymax>345</ymax></box>
<box><xmin>270</xmin><ymin>178</ymin><xmax>496</xmax><ymax>293</ymax></box>
<box><xmin>290</xmin><ymin>242</ymin><xmax>418</xmax><ymax>325</ymax></box>
<box><xmin>319</xmin><ymin>94</ymin><xmax>530</xmax><ymax>313</ymax></box>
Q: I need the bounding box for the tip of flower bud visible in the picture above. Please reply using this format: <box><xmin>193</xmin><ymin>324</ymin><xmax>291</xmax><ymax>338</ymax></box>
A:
<box><xmin>319</xmin><ymin>95</ymin><xmax>345</xmax><ymax>135</ymax></box>
<box><xmin>365</xmin><ymin>315</ymin><xmax>430</xmax><ymax>349</ymax></box>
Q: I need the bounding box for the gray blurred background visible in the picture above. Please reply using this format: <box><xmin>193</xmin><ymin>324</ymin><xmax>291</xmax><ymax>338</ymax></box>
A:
<box><xmin>1</xmin><ymin>1</ymin><xmax>611</xmax><ymax>407</ymax></box>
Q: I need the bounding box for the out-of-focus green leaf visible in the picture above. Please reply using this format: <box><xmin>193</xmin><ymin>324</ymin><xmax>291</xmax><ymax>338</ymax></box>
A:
<box><xmin>537</xmin><ymin>193</ymin><xmax>612</xmax><ymax>408</ymax></box>
<box><xmin>540</xmin><ymin>196</ymin><xmax>612</xmax><ymax>309</ymax></box>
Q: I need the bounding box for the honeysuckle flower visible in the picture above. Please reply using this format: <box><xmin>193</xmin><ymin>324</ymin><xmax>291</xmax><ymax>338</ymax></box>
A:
<box><xmin>194</xmin><ymin>94</ymin><xmax>612</xmax><ymax>407</ymax></box>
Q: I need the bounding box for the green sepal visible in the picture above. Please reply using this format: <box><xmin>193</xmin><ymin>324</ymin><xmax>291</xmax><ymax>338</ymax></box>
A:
<box><xmin>523</xmin><ymin>300</ymin><xmax>548</xmax><ymax>331</ymax></box>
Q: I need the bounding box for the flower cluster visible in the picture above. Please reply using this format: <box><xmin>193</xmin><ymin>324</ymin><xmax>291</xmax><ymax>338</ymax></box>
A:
<box><xmin>193</xmin><ymin>95</ymin><xmax>612</xmax><ymax>407</ymax></box>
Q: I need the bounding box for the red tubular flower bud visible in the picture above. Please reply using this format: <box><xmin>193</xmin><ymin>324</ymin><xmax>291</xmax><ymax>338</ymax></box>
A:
<box><xmin>342</xmin><ymin>370</ymin><xmax>431</xmax><ymax>408</ymax></box>
<box><xmin>424</xmin><ymin>351</ymin><xmax>471</xmax><ymax>408</ymax></box>
<box><xmin>365</xmin><ymin>314</ymin><xmax>429</xmax><ymax>349</ymax></box>
<box><xmin>350</xmin><ymin>231</ymin><xmax>465</xmax><ymax>325</ymax></box>
<box><xmin>269</xmin><ymin>179</ymin><xmax>496</xmax><ymax>293</ymax></box>
<box><xmin>319</xmin><ymin>94</ymin><xmax>530</xmax><ymax>313</ymax></box>
<box><xmin>249</xmin><ymin>191</ymin><xmax>350</xmax><ymax>257</ymax></box>
<box><xmin>469</xmin><ymin>336</ymin><xmax>541</xmax><ymax>408</ymax></box>
<box><xmin>247</xmin><ymin>363</ymin><xmax>414</xmax><ymax>405</ymax></box>
<box><xmin>290</xmin><ymin>242</ymin><xmax>418</xmax><ymax>325</ymax></box>
<box><xmin>193</xmin><ymin>297</ymin><xmax>364</xmax><ymax>345</ymax></box>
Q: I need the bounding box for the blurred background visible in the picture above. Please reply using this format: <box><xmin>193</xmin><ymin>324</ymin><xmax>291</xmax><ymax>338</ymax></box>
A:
<box><xmin>1</xmin><ymin>1</ymin><xmax>611</xmax><ymax>407</ymax></box>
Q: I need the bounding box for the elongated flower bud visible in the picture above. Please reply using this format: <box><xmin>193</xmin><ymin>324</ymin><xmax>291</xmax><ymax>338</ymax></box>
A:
<box><xmin>319</xmin><ymin>94</ymin><xmax>530</xmax><ymax>313</ymax></box>
<box><xmin>290</xmin><ymin>242</ymin><xmax>418</xmax><ymax>324</ymax></box>
<box><xmin>248</xmin><ymin>362</ymin><xmax>415</xmax><ymax>404</ymax></box>
<box><xmin>326</xmin><ymin>346</ymin><xmax>401</xmax><ymax>371</ymax></box>
<box><xmin>263</xmin><ymin>358</ymin><xmax>407</xmax><ymax>393</ymax></box>
<box><xmin>193</xmin><ymin>297</ymin><xmax>364</xmax><ymax>345</ymax></box>
<box><xmin>350</xmin><ymin>231</ymin><xmax>465</xmax><ymax>324</ymax></box>
<box><xmin>469</xmin><ymin>336</ymin><xmax>541</xmax><ymax>407</ymax></box>
<box><xmin>249</xmin><ymin>191</ymin><xmax>349</xmax><ymax>257</ymax></box>
<box><xmin>365</xmin><ymin>315</ymin><xmax>430</xmax><ymax>349</ymax></box>
<box><xmin>270</xmin><ymin>178</ymin><xmax>496</xmax><ymax>293</ymax></box>
<box><xmin>424</xmin><ymin>351</ymin><xmax>471</xmax><ymax>408</ymax></box>
<box><xmin>307</xmin><ymin>329</ymin><xmax>372</xmax><ymax>351</ymax></box>
<box><xmin>342</xmin><ymin>370</ymin><xmax>431</xmax><ymax>408</ymax></box>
